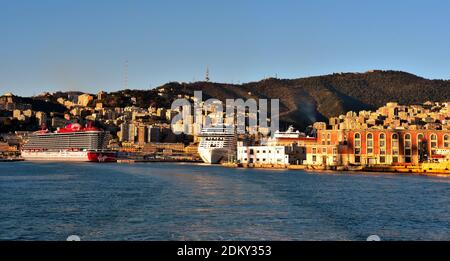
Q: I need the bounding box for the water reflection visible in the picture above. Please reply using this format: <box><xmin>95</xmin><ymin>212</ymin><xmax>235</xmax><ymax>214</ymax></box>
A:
<box><xmin>0</xmin><ymin>162</ymin><xmax>449</xmax><ymax>240</ymax></box>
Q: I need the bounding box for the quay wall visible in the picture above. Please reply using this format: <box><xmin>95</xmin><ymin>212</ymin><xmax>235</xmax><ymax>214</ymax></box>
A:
<box><xmin>221</xmin><ymin>162</ymin><xmax>450</xmax><ymax>176</ymax></box>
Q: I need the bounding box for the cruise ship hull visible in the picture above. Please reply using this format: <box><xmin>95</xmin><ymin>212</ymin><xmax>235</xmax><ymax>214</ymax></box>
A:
<box><xmin>21</xmin><ymin>150</ymin><xmax>117</xmax><ymax>162</ymax></box>
<box><xmin>198</xmin><ymin>147</ymin><xmax>233</xmax><ymax>164</ymax></box>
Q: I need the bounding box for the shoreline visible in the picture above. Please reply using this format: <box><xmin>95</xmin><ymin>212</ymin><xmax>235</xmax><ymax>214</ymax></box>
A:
<box><xmin>3</xmin><ymin>159</ymin><xmax>450</xmax><ymax>177</ymax></box>
<box><xmin>221</xmin><ymin>162</ymin><xmax>450</xmax><ymax>177</ymax></box>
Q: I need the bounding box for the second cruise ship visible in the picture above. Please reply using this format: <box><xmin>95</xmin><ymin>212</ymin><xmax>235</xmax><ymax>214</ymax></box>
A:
<box><xmin>198</xmin><ymin>125</ymin><xmax>237</xmax><ymax>164</ymax></box>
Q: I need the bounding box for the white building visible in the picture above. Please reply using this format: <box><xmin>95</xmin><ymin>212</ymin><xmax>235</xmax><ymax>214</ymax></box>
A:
<box><xmin>237</xmin><ymin>142</ymin><xmax>304</xmax><ymax>165</ymax></box>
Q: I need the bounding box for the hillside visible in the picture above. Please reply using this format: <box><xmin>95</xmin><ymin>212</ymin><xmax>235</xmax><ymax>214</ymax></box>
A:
<box><xmin>6</xmin><ymin>70</ymin><xmax>450</xmax><ymax>131</ymax></box>
<box><xmin>154</xmin><ymin>70</ymin><xmax>450</xmax><ymax>130</ymax></box>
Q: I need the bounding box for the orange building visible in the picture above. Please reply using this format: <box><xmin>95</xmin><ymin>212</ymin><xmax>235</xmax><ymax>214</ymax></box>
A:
<box><xmin>304</xmin><ymin>129</ymin><xmax>450</xmax><ymax>166</ymax></box>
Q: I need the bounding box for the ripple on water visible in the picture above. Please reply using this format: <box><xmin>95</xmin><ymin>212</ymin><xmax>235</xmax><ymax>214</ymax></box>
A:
<box><xmin>0</xmin><ymin>162</ymin><xmax>449</xmax><ymax>240</ymax></box>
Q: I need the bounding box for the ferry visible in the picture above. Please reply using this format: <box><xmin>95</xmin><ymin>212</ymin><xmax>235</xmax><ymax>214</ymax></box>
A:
<box><xmin>21</xmin><ymin>123</ymin><xmax>116</xmax><ymax>162</ymax></box>
<box><xmin>273</xmin><ymin>125</ymin><xmax>305</xmax><ymax>139</ymax></box>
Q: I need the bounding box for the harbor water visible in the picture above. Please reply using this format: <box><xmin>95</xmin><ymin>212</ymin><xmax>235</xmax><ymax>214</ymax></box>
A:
<box><xmin>0</xmin><ymin>162</ymin><xmax>449</xmax><ymax>240</ymax></box>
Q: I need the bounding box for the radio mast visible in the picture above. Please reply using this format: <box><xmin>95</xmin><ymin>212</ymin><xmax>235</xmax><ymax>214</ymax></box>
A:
<box><xmin>205</xmin><ymin>67</ymin><xmax>210</xmax><ymax>82</ymax></box>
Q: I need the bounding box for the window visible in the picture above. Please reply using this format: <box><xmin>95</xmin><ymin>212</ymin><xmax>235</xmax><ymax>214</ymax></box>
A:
<box><xmin>379</xmin><ymin>133</ymin><xmax>386</xmax><ymax>159</ymax></box>
<box><xmin>418</xmin><ymin>133</ymin><xmax>424</xmax><ymax>149</ymax></box>
<box><xmin>430</xmin><ymin>134</ymin><xmax>437</xmax><ymax>155</ymax></box>
<box><xmin>312</xmin><ymin>155</ymin><xmax>317</xmax><ymax>162</ymax></box>
<box><xmin>417</xmin><ymin>133</ymin><xmax>425</xmax><ymax>162</ymax></box>
<box><xmin>430</xmin><ymin>134</ymin><xmax>437</xmax><ymax>147</ymax></box>
<box><xmin>404</xmin><ymin>134</ymin><xmax>411</xmax><ymax>148</ymax></box>
<box><xmin>333</xmin><ymin>148</ymin><xmax>337</xmax><ymax>155</ymax></box>
<box><xmin>392</xmin><ymin>134</ymin><xmax>399</xmax><ymax>155</ymax></box>
<box><xmin>354</xmin><ymin>133</ymin><xmax>361</xmax><ymax>164</ymax></box>
<box><xmin>354</xmin><ymin>133</ymin><xmax>361</xmax><ymax>148</ymax></box>
<box><xmin>444</xmin><ymin>135</ymin><xmax>449</xmax><ymax>148</ymax></box>
<box><xmin>322</xmin><ymin>147</ymin><xmax>326</xmax><ymax>154</ymax></box>
<box><xmin>367</xmin><ymin>133</ymin><xmax>373</xmax><ymax>154</ymax></box>
<box><xmin>405</xmin><ymin>133</ymin><xmax>412</xmax><ymax>163</ymax></box>
<box><xmin>312</xmin><ymin>147</ymin><xmax>317</xmax><ymax>154</ymax></box>
<box><xmin>392</xmin><ymin>133</ymin><xmax>399</xmax><ymax>163</ymax></box>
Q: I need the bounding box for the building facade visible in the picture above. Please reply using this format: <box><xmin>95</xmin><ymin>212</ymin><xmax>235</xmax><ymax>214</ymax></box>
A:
<box><xmin>304</xmin><ymin>129</ymin><xmax>450</xmax><ymax>166</ymax></box>
<box><xmin>237</xmin><ymin>142</ymin><xmax>305</xmax><ymax>165</ymax></box>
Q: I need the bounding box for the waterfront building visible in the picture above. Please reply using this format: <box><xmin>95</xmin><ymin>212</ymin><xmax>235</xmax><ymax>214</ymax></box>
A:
<box><xmin>304</xmin><ymin>127</ymin><xmax>450</xmax><ymax>166</ymax></box>
<box><xmin>236</xmin><ymin>126</ymin><xmax>309</xmax><ymax>166</ymax></box>
<box><xmin>143</xmin><ymin>142</ymin><xmax>185</xmax><ymax>154</ymax></box>
<box><xmin>296</xmin><ymin>102</ymin><xmax>450</xmax><ymax>166</ymax></box>
<box><xmin>237</xmin><ymin>142</ymin><xmax>304</xmax><ymax>165</ymax></box>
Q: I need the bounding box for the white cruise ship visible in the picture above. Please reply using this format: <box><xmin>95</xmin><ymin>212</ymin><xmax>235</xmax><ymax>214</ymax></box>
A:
<box><xmin>273</xmin><ymin>125</ymin><xmax>305</xmax><ymax>139</ymax></box>
<box><xmin>197</xmin><ymin>125</ymin><xmax>237</xmax><ymax>164</ymax></box>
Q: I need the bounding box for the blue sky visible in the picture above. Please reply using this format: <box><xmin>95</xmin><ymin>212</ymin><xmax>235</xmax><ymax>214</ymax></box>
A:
<box><xmin>1</xmin><ymin>0</ymin><xmax>450</xmax><ymax>96</ymax></box>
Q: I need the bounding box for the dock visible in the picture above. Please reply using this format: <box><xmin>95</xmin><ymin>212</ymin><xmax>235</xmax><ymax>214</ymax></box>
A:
<box><xmin>221</xmin><ymin>162</ymin><xmax>450</xmax><ymax>176</ymax></box>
